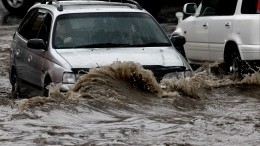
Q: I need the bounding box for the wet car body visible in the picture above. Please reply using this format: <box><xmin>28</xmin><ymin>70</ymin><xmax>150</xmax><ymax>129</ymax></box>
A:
<box><xmin>9</xmin><ymin>0</ymin><xmax>192</xmax><ymax>97</ymax></box>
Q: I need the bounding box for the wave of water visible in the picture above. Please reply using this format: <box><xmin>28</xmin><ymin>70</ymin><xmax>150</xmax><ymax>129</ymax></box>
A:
<box><xmin>1</xmin><ymin>61</ymin><xmax>259</xmax><ymax>145</ymax></box>
<box><xmin>13</xmin><ymin>61</ymin><xmax>260</xmax><ymax>111</ymax></box>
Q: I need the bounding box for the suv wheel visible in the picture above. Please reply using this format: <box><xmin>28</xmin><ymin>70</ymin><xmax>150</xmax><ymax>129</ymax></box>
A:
<box><xmin>224</xmin><ymin>45</ymin><xmax>247</xmax><ymax>75</ymax></box>
<box><xmin>230</xmin><ymin>54</ymin><xmax>241</xmax><ymax>73</ymax></box>
<box><xmin>2</xmin><ymin>0</ymin><xmax>34</xmax><ymax>15</ymax></box>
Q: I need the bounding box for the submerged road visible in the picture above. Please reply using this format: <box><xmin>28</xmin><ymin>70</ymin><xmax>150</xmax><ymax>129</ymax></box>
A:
<box><xmin>0</xmin><ymin>2</ymin><xmax>260</xmax><ymax>145</ymax></box>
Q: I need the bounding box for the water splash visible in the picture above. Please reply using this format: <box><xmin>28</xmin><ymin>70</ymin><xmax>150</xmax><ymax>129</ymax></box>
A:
<box><xmin>15</xmin><ymin>61</ymin><xmax>163</xmax><ymax>112</ymax></box>
<box><xmin>239</xmin><ymin>72</ymin><xmax>260</xmax><ymax>85</ymax></box>
<box><xmin>73</xmin><ymin>61</ymin><xmax>162</xmax><ymax>97</ymax></box>
<box><xmin>161</xmin><ymin>62</ymin><xmax>260</xmax><ymax>99</ymax></box>
<box><xmin>14</xmin><ymin>62</ymin><xmax>260</xmax><ymax>112</ymax></box>
<box><xmin>161</xmin><ymin>74</ymin><xmax>211</xmax><ymax>99</ymax></box>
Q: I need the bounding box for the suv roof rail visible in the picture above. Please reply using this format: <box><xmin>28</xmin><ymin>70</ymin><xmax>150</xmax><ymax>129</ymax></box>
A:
<box><xmin>41</xmin><ymin>0</ymin><xmax>142</xmax><ymax>11</ymax></box>
<box><xmin>41</xmin><ymin>0</ymin><xmax>63</xmax><ymax>11</ymax></box>
<box><xmin>105</xmin><ymin>0</ymin><xmax>142</xmax><ymax>10</ymax></box>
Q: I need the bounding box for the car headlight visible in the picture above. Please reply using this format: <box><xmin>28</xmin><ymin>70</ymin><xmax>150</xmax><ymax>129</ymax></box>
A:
<box><xmin>63</xmin><ymin>72</ymin><xmax>76</xmax><ymax>84</ymax></box>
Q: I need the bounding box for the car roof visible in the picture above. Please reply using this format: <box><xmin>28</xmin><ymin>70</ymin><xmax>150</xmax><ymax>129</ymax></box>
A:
<box><xmin>31</xmin><ymin>0</ymin><xmax>148</xmax><ymax>16</ymax></box>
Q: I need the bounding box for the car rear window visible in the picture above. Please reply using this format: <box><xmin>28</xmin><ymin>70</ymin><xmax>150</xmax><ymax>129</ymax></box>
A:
<box><xmin>241</xmin><ymin>0</ymin><xmax>260</xmax><ymax>14</ymax></box>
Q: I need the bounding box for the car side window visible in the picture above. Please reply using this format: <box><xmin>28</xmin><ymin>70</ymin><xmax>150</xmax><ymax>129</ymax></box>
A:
<box><xmin>200</xmin><ymin>0</ymin><xmax>238</xmax><ymax>16</ymax></box>
<box><xmin>200</xmin><ymin>0</ymin><xmax>218</xmax><ymax>16</ymax></box>
<box><xmin>215</xmin><ymin>0</ymin><xmax>237</xmax><ymax>15</ymax></box>
<box><xmin>18</xmin><ymin>10</ymin><xmax>46</xmax><ymax>40</ymax></box>
<box><xmin>38</xmin><ymin>13</ymin><xmax>52</xmax><ymax>43</ymax></box>
<box><xmin>241</xmin><ymin>0</ymin><xmax>260</xmax><ymax>14</ymax></box>
<box><xmin>18</xmin><ymin>9</ymin><xmax>38</xmax><ymax>39</ymax></box>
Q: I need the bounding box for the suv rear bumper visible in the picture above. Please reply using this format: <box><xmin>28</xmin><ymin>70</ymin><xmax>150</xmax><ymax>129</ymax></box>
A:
<box><xmin>239</xmin><ymin>44</ymin><xmax>260</xmax><ymax>60</ymax></box>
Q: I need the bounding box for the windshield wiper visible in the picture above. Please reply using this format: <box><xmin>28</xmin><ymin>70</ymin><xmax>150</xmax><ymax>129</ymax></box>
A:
<box><xmin>74</xmin><ymin>43</ymin><xmax>131</xmax><ymax>48</ymax></box>
<box><xmin>131</xmin><ymin>42</ymin><xmax>171</xmax><ymax>47</ymax></box>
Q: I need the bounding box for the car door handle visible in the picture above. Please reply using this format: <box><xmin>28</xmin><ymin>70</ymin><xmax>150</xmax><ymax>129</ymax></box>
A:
<box><xmin>28</xmin><ymin>55</ymin><xmax>32</xmax><ymax>62</ymax></box>
<box><xmin>203</xmin><ymin>23</ymin><xmax>208</xmax><ymax>29</ymax></box>
<box><xmin>225</xmin><ymin>22</ymin><xmax>231</xmax><ymax>29</ymax></box>
<box><xmin>15</xmin><ymin>49</ymin><xmax>20</xmax><ymax>56</ymax></box>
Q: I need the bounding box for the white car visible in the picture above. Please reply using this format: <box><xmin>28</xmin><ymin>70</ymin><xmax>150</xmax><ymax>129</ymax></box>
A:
<box><xmin>171</xmin><ymin>0</ymin><xmax>260</xmax><ymax>74</ymax></box>
<box><xmin>9</xmin><ymin>0</ymin><xmax>192</xmax><ymax>97</ymax></box>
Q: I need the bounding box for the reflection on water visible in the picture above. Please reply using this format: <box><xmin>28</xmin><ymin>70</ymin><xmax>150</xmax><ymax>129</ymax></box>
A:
<box><xmin>0</xmin><ymin>61</ymin><xmax>259</xmax><ymax>145</ymax></box>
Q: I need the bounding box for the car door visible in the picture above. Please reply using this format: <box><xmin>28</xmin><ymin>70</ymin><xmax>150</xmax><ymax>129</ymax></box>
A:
<box><xmin>185</xmin><ymin>16</ymin><xmax>209</xmax><ymax>61</ymax></box>
<box><xmin>14</xmin><ymin>9</ymin><xmax>38</xmax><ymax>83</ymax></box>
<box><xmin>27</xmin><ymin>10</ymin><xmax>52</xmax><ymax>87</ymax></box>
<box><xmin>208</xmin><ymin>0</ymin><xmax>238</xmax><ymax>61</ymax></box>
<box><xmin>184</xmin><ymin>1</ymin><xmax>215</xmax><ymax>62</ymax></box>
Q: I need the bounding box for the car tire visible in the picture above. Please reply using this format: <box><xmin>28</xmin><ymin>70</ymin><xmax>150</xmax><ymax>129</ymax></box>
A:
<box><xmin>10</xmin><ymin>70</ymin><xmax>21</xmax><ymax>98</ymax></box>
<box><xmin>43</xmin><ymin>77</ymin><xmax>51</xmax><ymax>97</ymax></box>
<box><xmin>2</xmin><ymin>0</ymin><xmax>35</xmax><ymax>15</ymax></box>
<box><xmin>224</xmin><ymin>45</ymin><xmax>247</xmax><ymax>75</ymax></box>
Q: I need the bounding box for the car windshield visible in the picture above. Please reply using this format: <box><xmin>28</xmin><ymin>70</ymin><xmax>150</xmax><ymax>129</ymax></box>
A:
<box><xmin>53</xmin><ymin>12</ymin><xmax>171</xmax><ymax>49</ymax></box>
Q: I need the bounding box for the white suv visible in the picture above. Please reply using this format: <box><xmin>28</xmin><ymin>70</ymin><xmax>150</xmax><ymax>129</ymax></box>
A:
<box><xmin>171</xmin><ymin>0</ymin><xmax>260</xmax><ymax>74</ymax></box>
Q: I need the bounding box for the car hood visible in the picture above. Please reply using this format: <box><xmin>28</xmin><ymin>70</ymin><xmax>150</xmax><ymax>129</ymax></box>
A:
<box><xmin>55</xmin><ymin>47</ymin><xmax>185</xmax><ymax>69</ymax></box>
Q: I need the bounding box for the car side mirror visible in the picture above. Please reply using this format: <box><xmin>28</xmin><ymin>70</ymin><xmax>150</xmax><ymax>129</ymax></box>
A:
<box><xmin>183</xmin><ymin>3</ymin><xmax>197</xmax><ymax>15</ymax></box>
<box><xmin>27</xmin><ymin>39</ymin><xmax>47</xmax><ymax>51</ymax></box>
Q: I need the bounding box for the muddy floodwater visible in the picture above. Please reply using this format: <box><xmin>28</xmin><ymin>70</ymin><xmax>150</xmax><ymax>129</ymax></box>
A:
<box><xmin>0</xmin><ymin>6</ymin><xmax>260</xmax><ymax>146</ymax></box>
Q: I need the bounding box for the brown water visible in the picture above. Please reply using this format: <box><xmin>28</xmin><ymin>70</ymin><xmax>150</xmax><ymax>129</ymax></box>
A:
<box><xmin>0</xmin><ymin>13</ymin><xmax>259</xmax><ymax>145</ymax></box>
<box><xmin>0</xmin><ymin>56</ymin><xmax>259</xmax><ymax>145</ymax></box>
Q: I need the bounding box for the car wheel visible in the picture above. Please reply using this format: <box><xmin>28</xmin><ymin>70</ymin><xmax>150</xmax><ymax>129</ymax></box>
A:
<box><xmin>43</xmin><ymin>77</ymin><xmax>51</xmax><ymax>97</ymax></box>
<box><xmin>2</xmin><ymin>0</ymin><xmax>35</xmax><ymax>15</ymax></box>
<box><xmin>11</xmin><ymin>71</ymin><xmax>21</xmax><ymax>98</ymax></box>
<box><xmin>230</xmin><ymin>55</ymin><xmax>241</xmax><ymax>73</ymax></box>
<box><xmin>225</xmin><ymin>46</ymin><xmax>247</xmax><ymax>75</ymax></box>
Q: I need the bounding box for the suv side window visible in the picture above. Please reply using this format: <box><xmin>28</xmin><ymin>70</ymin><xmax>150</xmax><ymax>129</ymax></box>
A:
<box><xmin>241</xmin><ymin>0</ymin><xmax>260</xmax><ymax>14</ymax></box>
<box><xmin>215</xmin><ymin>0</ymin><xmax>237</xmax><ymax>15</ymax></box>
<box><xmin>18</xmin><ymin>9</ymin><xmax>46</xmax><ymax>40</ymax></box>
<box><xmin>200</xmin><ymin>0</ymin><xmax>218</xmax><ymax>16</ymax></box>
<box><xmin>200</xmin><ymin>0</ymin><xmax>238</xmax><ymax>16</ymax></box>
